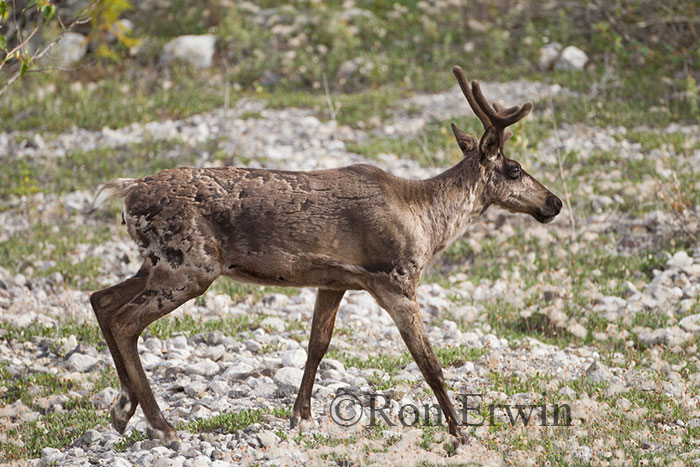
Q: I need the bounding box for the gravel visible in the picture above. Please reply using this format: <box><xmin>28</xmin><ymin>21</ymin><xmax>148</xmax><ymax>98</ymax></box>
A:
<box><xmin>1</xmin><ymin>67</ymin><xmax>700</xmax><ymax>465</ymax></box>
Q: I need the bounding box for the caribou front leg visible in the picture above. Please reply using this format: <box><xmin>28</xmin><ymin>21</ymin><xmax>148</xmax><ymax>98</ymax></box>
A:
<box><xmin>371</xmin><ymin>288</ymin><xmax>468</xmax><ymax>444</ymax></box>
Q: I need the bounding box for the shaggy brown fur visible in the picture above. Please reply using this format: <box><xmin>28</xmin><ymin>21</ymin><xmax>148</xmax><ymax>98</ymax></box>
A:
<box><xmin>91</xmin><ymin>66</ymin><xmax>562</xmax><ymax>446</ymax></box>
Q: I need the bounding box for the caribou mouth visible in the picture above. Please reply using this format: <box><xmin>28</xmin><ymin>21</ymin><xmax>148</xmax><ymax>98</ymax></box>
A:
<box><xmin>534</xmin><ymin>213</ymin><xmax>557</xmax><ymax>224</ymax></box>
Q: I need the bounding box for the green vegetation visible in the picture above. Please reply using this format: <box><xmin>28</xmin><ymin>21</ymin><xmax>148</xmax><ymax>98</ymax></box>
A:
<box><xmin>0</xmin><ymin>363</ymin><xmax>117</xmax><ymax>460</ymax></box>
<box><xmin>1</xmin><ymin>408</ymin><xmax>108</xmax><ymax>460</ymax></box>
<box><xmin>113</xmin><ymin>429</ymin><xmax>148</xmax><ymax>452</ymax></box>
<box><xmin>1</xmin><ymin>139</ymin><xmax>196</xmax><ymax>200</ymax></box>
<box><xmin>435</xmin><ymin>345</ymin><xmax>486</xmax><ymax>368</ymax></box>
<box><xmin>183</xmin><ymin>407</ymin><xmax>290</xmax><ymax>433</ymax></box>
<box><xmin>0</xmin><ymin>319</ymin><xmax>105</xmax><ymax>350</ymax></box>
<box><xmin>328</xmin><ymin>344</ymin><xmax>484</xmax><ymax>378</ymax></box>
<box><xmin>145</xmin><ymin>313</ymin><xmax>260</xmax><ymax>341</ymax></box>
<box><xmin>326</xmin><ymin>350</ymin><xmax>412</xmax><ymax>376</ymax></box>
<box><xmin>346</xmin><ymin>119</ymin><xmax>473</xmax><ymax>167</ymax></box>
<box><xmin>205</xmin><ymin>276</ymin><xmax>299</xmax><ymax>303</ymax></box>
<box><xmin>1</xmin><ymin>0</ymin><xmax>698</xmax><ymax>463</ymax></box>
<box><xmin>443</xmin><ymin>229</ymin><xmax>670</xmax><ymax>292</ymax></box>
<box><xmin>0</xmin><ymin>67</ymin><xmax>230</xmax><ymax>133</ymax></box>
<box><xmin>2</xmin><ymin>0</ymin><xmax>697</xmax><ymax>134</ymax></box>
<box><xmin>0</xmin><ymin>222</ymin><xmax>113</xmax><ymax>290</ymax></box>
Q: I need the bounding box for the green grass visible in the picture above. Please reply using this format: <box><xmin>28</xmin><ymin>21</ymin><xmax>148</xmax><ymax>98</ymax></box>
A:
<box><xmin>440</xmin><ymin>229</ymin><xmax>680</xmax><ymax>354</ymax></box>
<box><xmin>183</xmin><ymin>407</ymin><xmax>290</xmax><ymax>433</ymax></box>
<box><xmin>2</xmin><ymin>0</ymin><xmax>695</xmax><ymax>137</ymax></box>
<box><xmin>470</xmin><ymin>372</ymin><xmax>698</xmax><ymax>464</ymax></box>
<box><xmin>0</xmin><ymin>139</ymin><xmax>197</xmax><ymax>200</ymax></box>
<box><xmin>0</xmin><ymin>222</ymin><xmax>114</xmax><ymax>290</ymax></box>
<box><xmin>551</xmin><ymin>93</ymin><xmax>684</xmax><ymax>129</ymax></box>
<box><xmin>114</xmin><ymin>429</ymin><xmax>148</xmax><ymax>452</ymax></box>
<box><xmin>346</xmin><ymin>119</ymin><xmax>466</xmax><ymax>167</ymax></box>
<box><xmin>0</xmin><ymin>320</ymin><xmax>105</xmax><ymax>350</ymax></box>
<box><xmin>487</xmin><ymin>372</ymin><xmax>548</xmax><ymax>397</ymax></box>
<box><xmin>365</xmin><ymin>372</ymin><xmax>409</xmax><ymax>391</ymax></box>
<box><xmin>328</xmin><ymin>344</ymin><xmax>483</xmax><ymax>379</ymax></box>
<box><xmin>204</xmin><ymin>276</ymin><xmax>299</xmax><ymax>304</ymax></box>
<box><xmin>326</xmin><ymin>350</ymin><xmax>412</xmax><ymax>376</ymax></box>
<box><xmin>298</xmin><ymin>432</ymin><xmax>357</xmax><ymax>449</ymax></box>
<box><xmin>145</xmin><ymin>313</ymin><xmax>261</xmax><ymax>341</ymax></box>
<box><xmin>0</xmin><ymin>408</ymin><xmax>109</xmax><ymax>460</ymax></box>
<box><xmin>445</xmin><ymin>229</ymin><xmax>668</xmax><ymax>294</ymax></box>
<box><xmin>0</xmin><ymin>362</ymin><xmax>118</xmax><ymax>409</ymax></box>
<box><xmin>1</xmin><ymin>370</ymin><xmax>76</xmax><ymax>407</ymax></box>
<box><xmin>622</xmin><ymin>130</ymin><xmax>700</xmax><ymax>154</ymax></box>
<box><xmin>419</xmin><ymin>425</ymin><xmax>453</xmax><ymax>454</ymax></box>
<box><xmin>435</xmin><ymin>345</ymin><xmax>486</xmax><ymax>368</ymax></box>
<box><xmin>0</xmin><ymin>363</ymin><xmax>117</xmax><ymax>461</ymax></box>
<box><xmin>1</xmin><ymin>66</ymin><xmax>231</xmax><ymax>133</ymax></box>
<box><xmin>265</xmin><ymin>86</ymin><xmax>405</xmax><ymax>128</ymax></box>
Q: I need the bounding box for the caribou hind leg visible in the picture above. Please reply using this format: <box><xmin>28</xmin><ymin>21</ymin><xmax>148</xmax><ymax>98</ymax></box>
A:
<box><xmin>90</xmin><ymin>264</ymin><xmax>150</xmax><ymax>433</ymax></box>
<box><xmin>291</xmin><ymin>288</ymin><xmax>345</xmax><ymax>427</ymax></box>
<box><xmin>109</xmin><ymin>263</ymin><xmax>216</xmax><ymax>445</ymax></box>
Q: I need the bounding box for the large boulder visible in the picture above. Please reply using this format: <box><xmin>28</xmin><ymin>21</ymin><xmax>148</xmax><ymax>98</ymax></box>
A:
<box><xmin>538</xmin><ymin>42</ymin><xmax>561</xmax><ymax>70</ymax></box>
<box><xmin>161</xmin><ymin>34</ymin><xmax>216</xmax><ymax>69</ymax></box>
<box><xmin>47</xmin><ymin>32</ymin><xmax>87</xmax><ymax>67</ymax></box>
<box><xmin>555</xmin><ymin>45</ymin><xmax>589</xmax><ymax>71</ymax></box>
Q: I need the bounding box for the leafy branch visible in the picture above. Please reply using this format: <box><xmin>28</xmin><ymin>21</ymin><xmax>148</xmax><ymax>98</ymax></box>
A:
<box><xmin>0</xmin><ymin>0</ymin><xmax>98</xmax><ymax>96</ymax></box>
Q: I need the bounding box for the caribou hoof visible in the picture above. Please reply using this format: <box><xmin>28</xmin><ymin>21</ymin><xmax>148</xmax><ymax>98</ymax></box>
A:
<box><xmin>452</xmin><ymin>428</ymin><xmax>470</xmax><ymax>446</ymax></box>
<box><xmin>290</xmin><ymin>414</ymin><xmax>318</xmax><ymax>431</ymax></box>
<box><xmin>110</xmin><ymin>391</ymin><xmax>135</xmax><ymax>434</ymax></box>
<box><xmin>146</xmin><ymin>426</ymin><xmax>180</xmax><ymax>449</ymax></box>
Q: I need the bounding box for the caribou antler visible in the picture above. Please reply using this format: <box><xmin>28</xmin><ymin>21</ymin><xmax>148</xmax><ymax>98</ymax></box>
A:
<box><xmin>452</xmin><ymin>65</ymin><xmax>533</xmax><ymax>146</ymax></box>
<box><xmin>452</xmin><ymin>65</ymin><xmax>492</xmax><ymax>130</ymax></box>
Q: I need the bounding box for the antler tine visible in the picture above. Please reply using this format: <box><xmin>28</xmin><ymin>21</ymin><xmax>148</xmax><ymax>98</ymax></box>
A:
<box><xmin>501</xmin><ymin>101</ymin><xmax>533</xmax><ymax>126</ymax></box>
<box><xmin>493</xmin><ymin>102</ymin><xmax>519</xmax><ymax>115</ymax></box>
<box><xmin>452</xmin><ymin>66</ymin><xmax>491</xmax><ymax>130</ymax></box>
<box><xmin>471</xmin><ymin>80</ymin><xmax>533</xmax><ymax>129</ymax></box>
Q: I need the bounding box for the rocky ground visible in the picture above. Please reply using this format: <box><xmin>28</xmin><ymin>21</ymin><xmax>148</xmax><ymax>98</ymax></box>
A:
<box><xmin>1</xmin><ymin>76</ymin><xmax>700</xmax><ymax>466</ymax></box>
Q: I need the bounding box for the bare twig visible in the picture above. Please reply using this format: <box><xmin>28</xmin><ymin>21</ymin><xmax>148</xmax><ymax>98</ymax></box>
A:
<box><xmin>221</xmin><ymin>53</ymin><xmax>231</xmax><ymax>110</ymax></box>
<box><xmin>11</xmin><ymin>0</ymin><xmax>22</xmax><ymax>43</ymax></box>
<box><xmin>56</xmin><ymin>13</ymin><xmax>68</xmax><ymax>32</ymax></box>
<box><xmin>0</xmin><ymin>0</ymin><xmax>100</xmax><ymax>97</ymax></box>
<box><xmin>636</xmin><ymin>16</ymin><xmax>700</xmax><ymax>28</ymax></box>
<box><xmin>0</xmin><ymin>21</ymin><xmax>42</xmax><ymax>73</ymax></box>
<box><xmin>548</xmin><ymin>94</ymin><xmax>576</xmax><ymax>239</ymax></box>
<box><xmin>653</xmin><ymin>171</ymin><xmax>698</xmax><ymax>242</ymax></box>
<box><xmin>0</xmin><ymin>67</ymin><xmax>22</xmax><ymax>95</ymax></box>
<box><xmin>322</xmin><ymin>72</ymin><xmax>337</xmax><ymax>124</ymax></box>
<box><xmin>27</xmin><ymin>60</ymin><xmax>97</xmax><ymax>73</ymax></box>
<box><xmin>589</xmin><ymin>55</ymin><xmax>615</xmax><ymax>97</ymax></box>
<box><xmin>418</xmin><ymin>132</ymin><xmax>436</xmax><ymax>166</ymax></box>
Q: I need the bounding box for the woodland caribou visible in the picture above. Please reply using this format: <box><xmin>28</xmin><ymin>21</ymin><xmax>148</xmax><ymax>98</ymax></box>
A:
<box><xmin>90</xmin><ymin>65</ymin><xmax>562</xmax><ymax>446</ymax></box>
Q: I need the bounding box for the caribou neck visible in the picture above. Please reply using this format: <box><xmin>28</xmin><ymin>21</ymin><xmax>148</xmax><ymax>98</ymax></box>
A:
<box><xmin>414</xmin><ymin>156</ymin><xmax>489</xmax><ymax>257</ymax></box>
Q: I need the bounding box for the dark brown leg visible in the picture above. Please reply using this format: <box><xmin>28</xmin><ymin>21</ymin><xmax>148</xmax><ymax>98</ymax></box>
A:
<box><xmin>291</xmin><ymin>288</ymin><xmax>345</xmax><ymax>427</ymax></box>
<box><xmin>372</xmin><ymin>290</ymin><xmax>468</xmax><ymax>444</ymax></box>
<box><xmin>90</xmin><ymin>265</ymin><xmax>149</xmax><ymax>433</ymax></box>
<box><xmin>111</xmin><ymin>266</ymin><xmax>215</xmax><ymax>445</ymax></box>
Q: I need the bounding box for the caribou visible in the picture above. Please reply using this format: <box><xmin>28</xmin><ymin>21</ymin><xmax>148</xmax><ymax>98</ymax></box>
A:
<box><xmin>90</xmin><ymin>65</ymin><xmax>562</xmax><ymax>446</ymax></box>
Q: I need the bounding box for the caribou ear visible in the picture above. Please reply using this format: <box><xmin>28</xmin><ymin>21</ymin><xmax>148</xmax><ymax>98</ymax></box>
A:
<box><xmin>450</xmin><ymin>123</ymin><xmax>477</xmax><ymax>153</ymax></box>
<box><xmin>479</xmin><ymin>126</ymin><xmax>500</xmax><ymax>162</ymax></box>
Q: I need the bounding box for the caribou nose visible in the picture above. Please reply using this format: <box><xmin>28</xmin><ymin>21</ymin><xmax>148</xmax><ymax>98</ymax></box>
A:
<box><xmin>547</xmin><ymin>195</ymin><xmax>563</xmax><ymax>214</ymax></box>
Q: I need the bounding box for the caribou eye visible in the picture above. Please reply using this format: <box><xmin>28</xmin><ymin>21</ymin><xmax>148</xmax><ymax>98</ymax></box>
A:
<box><xmin>508</xmin><ymin>165</ymin><xmax>521</xmax><ymax>179</ymax></box>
